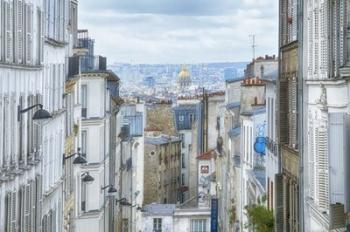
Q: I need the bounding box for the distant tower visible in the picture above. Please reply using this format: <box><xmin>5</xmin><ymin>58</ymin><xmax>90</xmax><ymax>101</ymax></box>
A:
<box><xmin>178</xmin><ymin>65</ymin><xmax>192</xmax><ymax>91</ymax></box>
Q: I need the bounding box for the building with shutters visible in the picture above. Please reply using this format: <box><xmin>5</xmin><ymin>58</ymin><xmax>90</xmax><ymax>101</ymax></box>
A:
<box><xmin>144</xmin><ymin>134</ymin><xmax>181</xmax><ymax>205</ymax></box>
<box><xmin>303</xmin><ymin>0</ymin><xmax>350</xmax><ymax>230</ymax></box>
<box><xmin>276</xmin><ymin>0</ymin><xmax>302</xmax><ymax>231</ymax></box>
<box><xmin>74</xmin><ymin>66</ymin><xmax>120</xmax><ymax>232</ymax></box>
<box><xmin>118</xmin><ymin>103</ymin><xmax>145</xmax><ymax>232</ymax></box>
<box><xmin>0</xmin><ymin>0</ymin><xmax>71</xmax><ymax>230</ymax></box>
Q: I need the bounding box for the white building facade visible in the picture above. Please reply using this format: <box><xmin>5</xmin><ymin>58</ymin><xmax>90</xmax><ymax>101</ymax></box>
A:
<box><xmin>304</xmin><ymin>0</ymin><xmax>350</xmax><ymax>230</ymax></box>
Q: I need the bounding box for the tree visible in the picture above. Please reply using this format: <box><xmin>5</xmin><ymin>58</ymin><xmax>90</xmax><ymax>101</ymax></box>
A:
<box><xmin>245</xmin><ymin>204</ymin><xmax>274</xmax><ymax>232</ymax></box>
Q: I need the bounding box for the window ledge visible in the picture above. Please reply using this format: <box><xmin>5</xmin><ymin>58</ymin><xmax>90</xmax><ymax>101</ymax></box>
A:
<box><xmin>45</xmin><ymin>37</ymin><xmax>68</xmax><ymax>47</ymax></box>
<box><xmin>0</xmin><ymin>62</ymin><xmax>43</xmax><ymax>70</ymax></box>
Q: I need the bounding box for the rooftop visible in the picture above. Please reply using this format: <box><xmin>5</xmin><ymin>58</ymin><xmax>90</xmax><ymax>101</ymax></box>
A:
<box><xmin>145</xmin><ymin>134</ymin><xmax>181</xmax><ymax>145</ymax></box>
<box><xmin>143</xmin><ymin>203</ymin><xmax>176</xmax><ymax>216</ymax></box>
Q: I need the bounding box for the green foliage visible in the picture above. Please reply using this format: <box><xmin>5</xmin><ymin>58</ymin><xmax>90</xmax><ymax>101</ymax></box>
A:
<box><xmin>245</xmin><ymin>204</ymin><xmax>274</xmax><ymax>232</ymax></box>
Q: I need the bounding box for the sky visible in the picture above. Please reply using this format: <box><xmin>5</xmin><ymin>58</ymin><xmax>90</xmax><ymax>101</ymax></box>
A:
<box><xmin>79</xmin><ymin>0</ymin><xmax>278</xmax><ymax>64</ymax></box>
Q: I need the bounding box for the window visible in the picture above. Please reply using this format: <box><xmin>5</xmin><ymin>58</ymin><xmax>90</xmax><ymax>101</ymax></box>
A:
<box><xmin>191</xmin><ymin>219</ymin><xmax>207</xmax><ymax>232</ymax></box>
<box><xmin>180</xmin><ymin>133</ymin><xmax>185</xmax><ymax>148</ymax></box>
<box><xmin>179</xmin><ymin>115</ymin><xmax>184</xmax><ymax>122</ymax></box>
<box><xmin>81</xmin><ymin>85</ymin><xmax>87</xmax><ymax>118</ymax></box>
<box><xmin>81</xmin><ymin>130</ymin><xmax>87</xmax><ymax>158</ymax></box>
<box><xmin>182</xmin><ymin>173</ymin><xmax>185</xmax><ymax>186</ymax></box>
<box><xmin>189</xmin><ymin>113</ymin><xmax>194</xmax><ymax>124</ymax></box>
<box><xmin>81</xmin><ymin>177</ymin><xmax>86</xmax><ymax>212</ymax></box>
<box><xmin>181</xmin><ymin>153</ymin><xmax>185</xmax><ymax>168</ymax></box>
<box><xmin>122</xmin><ymin>219</ymin><xmax>128</xmax><ymax>232</ymax></box>
<box><xmin>153</xmin><ymin>218</ymin><xmax>162</xmax><ymax>232</ymax></box>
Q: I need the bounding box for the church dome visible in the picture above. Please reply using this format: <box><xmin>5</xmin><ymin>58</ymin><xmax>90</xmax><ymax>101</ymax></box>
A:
<box><xmin>178</xmin><ymin>65</ymin><xmax>191</xmax><ymax>89</ymax></box>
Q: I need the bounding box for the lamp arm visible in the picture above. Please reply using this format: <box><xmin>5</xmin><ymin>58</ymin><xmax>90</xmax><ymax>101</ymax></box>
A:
<box><xmin>19</xmin><ymin>104</ymin><xmax>43</xmax><ymax>114</ymax></box>
<box><xmin>63</xmin><ymin>152</ymin><xmax>78</xmax><ymax>160</ymax></box>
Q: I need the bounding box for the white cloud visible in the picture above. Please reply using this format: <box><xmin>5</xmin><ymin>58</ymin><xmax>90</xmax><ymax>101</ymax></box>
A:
<box><xmin>78</xmin><ymin>0</ymin><xmax>278</xmax><ymax>64</ymax></box>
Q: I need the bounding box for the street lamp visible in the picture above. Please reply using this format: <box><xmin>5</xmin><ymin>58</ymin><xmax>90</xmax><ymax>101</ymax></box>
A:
<box><xmin>62</xmin><ymin>148</ymin><xmax>87</xmax><ymax>165</ymax></box>
<box><xmin>101</xmin><ymin>185</ymin><xmax>117</xmax><ymax>196</ymax></box>
<box><xmin>18</xmin><ymin>104</ymin><xmax>51</xmax><ymax>122</ymax></box>
<box><xmin>81</xmin><ymin>172</ymin><xmax>94</xmax><ymax>183</ymax></box>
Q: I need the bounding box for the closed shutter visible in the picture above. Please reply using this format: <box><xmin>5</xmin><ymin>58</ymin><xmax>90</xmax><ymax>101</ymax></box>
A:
<box><xmin>30</xmin><ymin>180</ymin><xmax>37</xmax><ymax>232</ymax></box>
<box><xmin>19</xmin><ymin>186</ymin><xmax>25</xmax><ymax>231</ymax></box>
<box><xmin>5</xmin><ymin>192</ymin><xmax>12</xmax><ymax>232</ymax></box>
<box><xmin>24</xmin><ymin>184</ymin><xmax>31</xmax><ymax>231</ymax></box>
<box><xmin>308</xmin><ymin>116</ymin><xmax>315</xmax><ymax>199</ymax></box>
<box><xmin>5</xmin><ymin>0</ymin><xmax>13</xmax><ymax>62</ymax></box>
<box><xmin>25</xmin><ymin>3</ymin><xmax>33</xmax><ymax>65</ymax></box>
<box><xmin>37</xmin><ymin>9</ymin><xmax>44</xmax><ymax>64</ymax></box>
<box><xmin>11</xmin><ymin>191</ymin><xmax>17</xmax><ymax>232</ymax></box>
<box><xmin>0</xmin><ymin>0</ymin><xmax>3</xmax><ymax>60</ymax></box>
<box><xmin>288</xmin><ymin>74</ymin><xmax>297</xmax><ymax>148</ymax></box>
<box><xmin>320</xmin><ymin>1</ymin><xmax>328</xmax><ymax>79</ymax></box>
<box><xmin>307</xmin><ymin>8</ymin><xmax>313</xmax><ymax>78</ymax></box>
<box><xmin>316</xmin><ymin>120</ymin><xmax>329</xmax><ymax>210</ymax></box>
<box><xmin>0</xmin><ymin>94</ymin><xmax>3</xmax><ymax>167</ymax></box>
<box><xmin>345</xmin><ymin>114</ymin><xmax>350</xmax><ymax>212</ymax></box>
<box><xmin>16</xmin><ymin>0</ymin><xmax>24</xmax><ymax>64</ymax></box>
<box><xmin>291</xmin><ymin>0</ymin><xmax>297</xmax><ymax>41</ymax></box>
<box><xmin>36</xmin><ymin>175</ymin><xmax>43</xmax><ymax>231</ymax></box>
<box><xmin>3</xmin><ymin>95</ymin><xmax>9</xmax><ymax>167</ymax></box>
<box><xmin>275</xmin><ymin>174</ymin><xmax>284</xmax><ymax>232</ymax></box>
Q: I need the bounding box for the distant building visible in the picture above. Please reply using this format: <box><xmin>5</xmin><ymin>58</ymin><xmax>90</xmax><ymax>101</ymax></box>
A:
<box><xmin>141</xmin><ymin>203</ymin><xmax>211</xmax><ymax>232</ymax></box>
<box><xmin>177</xmin><ymin>65</ymin><xmax>192</xmax><ymax>92</ymax></box>
<box><xmin>144</xmin><ymin>135</ymin><xmax>181</xmax><ymax>204</ymax></box>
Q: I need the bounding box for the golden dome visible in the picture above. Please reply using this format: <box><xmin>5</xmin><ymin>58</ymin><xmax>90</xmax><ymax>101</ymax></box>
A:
<box><xmin>178</xmin><ymin>65</ymin><xmax>190</xmax><ymax>79</ymax></box>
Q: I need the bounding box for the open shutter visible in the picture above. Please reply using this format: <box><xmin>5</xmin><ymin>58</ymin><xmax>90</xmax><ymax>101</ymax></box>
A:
<box><xmin>16</xmin><ymin>0</ymin><xmax>24</xmax><ymax>63</ymax></box>
<box><xmin>279</xmin><ymin>74</ymin><xmax>289</xmax><ymax>144</ymax></box>
<box><xmin>5</xmin><ymin>0</ymin><xmax>13</xmax><ymax>62</ymax></box>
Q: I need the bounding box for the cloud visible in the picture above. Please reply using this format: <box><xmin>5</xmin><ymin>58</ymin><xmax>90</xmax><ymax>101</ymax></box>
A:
<box><xmin>78</xmin><ymin>0</ymin><xmax>278</xmax><ymax>64</ymax></box>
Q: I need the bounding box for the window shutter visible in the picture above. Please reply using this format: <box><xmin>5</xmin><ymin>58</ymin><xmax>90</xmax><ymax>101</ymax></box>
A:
<box><xmin>16</xmin><ymin>0</ymin><xmax>24</xmax><ymax>64</ymax></box>
<box><xmin>0</xmin><ymin>94</ymin><xmax>3</xmax><ymax>167</ymax></box>
<box><xmin>275</xmin><ymin>174</ymin><xmax>284</xmax><ymax>231</ymax></box>
<box><xmin>279</xmin><ymin>75</ymin><xmax>289</xmax><ymax>144</ymax></box>
<box><xmin>19</xmin><ymin>186</ymin><xmax>25</xmax><ymax>231</ymax></box>
<box><xmin>5</xmin><ymin>0</ymin><xmax>13</xmax><ymax>62</ymax></box>
<box><xmin>30</xmin><ymin>180</ymin><xmax>36</xmax><ymax>232</ymax></box>
<box><xmin>291</xmin><ymin>0</ymin><xmax>297</xmax><ymax>41</ymax></box>
<box><xmin>315</xmin><ymin>122</ymin><xmax>329</xmax><ymax>210</ymax></box>
<box><xmin>11</xmin><ymin>191</ymin><xmax>17</xmax><ymax>232</ymax></box>
<box><xmin>0</xmin><ymin>0</ymin><xmax>2</xmax><ymax>60</ymax></box>
<box><xmin>24</xmin><ymin>184</ymin><xmax>31</xmax><ymax>232</ymax></box>
<box><xmin>308</xmin><ymin>116</ymin><xmax>315</xmax><ymax>200</ymax></box>
<box><xmin>25</xmin><ymin>3</ymin><xmax>33</xmax><ymax>65</ymax></box>
<box><xmin>5</xmin><ymin>192</ymin><xmax>11</xmax><ymax>232</ymax></box>
<box><xmin>288</xmin><ymin>75</ymin><xmax>297</xmax><ymax>148</ymax></box>
<box><xmin>36</xmin><ymin>175</ymin><xmax>43</xmax><ymax>232</ymax></box>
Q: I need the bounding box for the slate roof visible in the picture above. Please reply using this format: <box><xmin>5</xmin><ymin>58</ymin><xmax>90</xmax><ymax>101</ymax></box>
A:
<box><xmin>143</xmin><ymin>203</ymin><xmax>176</xmax><ymax>216</ymax></box>
<box><xmin>241</xmin><ymin>106</ymin><xmax>266</xmax><ymax>116</ymax></box>
<box><xmin>145</xmin><ymin>135</ymin><xmax>181</xmax><ymax>145</ymax></box>
<box><xmin>228</xmin><ymin>126</ymin><xmax>241</xmax><ymax>138</ymax></box>
<box><xmin>226</xmin><ymin>102</ymin><xmax>240</xmax><ymax>110</ymax></box>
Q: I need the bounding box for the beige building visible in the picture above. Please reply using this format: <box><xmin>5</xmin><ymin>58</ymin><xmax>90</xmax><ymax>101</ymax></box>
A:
<box><xmin>144</xmin><ymin>135</ymin><xmax>181</xmax><ymax>205</ymax></box>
